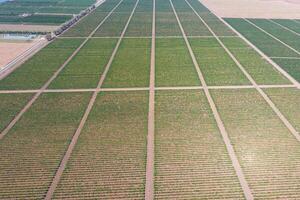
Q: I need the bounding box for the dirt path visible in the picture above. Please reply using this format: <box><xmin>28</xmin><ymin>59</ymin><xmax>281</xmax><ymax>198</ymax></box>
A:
<box><xmin>44</xmin><ymin>0</ymin><xmax>140</xmax><ymax>198</ymax></box>
<box><xmin>171</xmin><ymin>0</ymin><xmax>254</xmax><ymax>199</ymax></box>
<box><xmin>188</xmin><ymin>1</ymin><xmax>300</xmax><ymax>142</ymax></box>
<box><xmin>200</xmin><ymin>0</ymin><xmax>300</xmax><ymax>19</ymax></box>
<box><xmin>145</xmin><ymin>0</ymin><xmax>155</xmax><ymax>199</ymax></box>
<box><xmin>0</xmin><ymin>0</ymin><xmax>125</xmax><ymax>140</ymax></box>
<box><xmin>0</xmin><ymin>85</ymin><xmax>296</xmax><ymax>94</ymax></box>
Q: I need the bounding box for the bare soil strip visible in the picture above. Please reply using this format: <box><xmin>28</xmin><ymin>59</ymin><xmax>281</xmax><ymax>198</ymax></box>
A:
<box><xmin>244</xmin><ymin>18</ymin><xmax>300</xmax><ymax>56</ymax></box>
<box><xmin>171</xmin><ymin>1</ymin><xmax>254</xmax><ymax>199</ymax></box>
<box><xmin>0</xmin><ymin>24</ymin><xmax>58</xmax><ymax>32</ymax></box>
<box><xmin>189</xmin><ymin>2</ymin><xmax>300</xmax><ymax>142</ymax></box>
<box><xmin>217</xmin><ymin>16</ymin><xmax>300</xmax><ymax>88</ymax></box>
<box><xmin>269</xmin><ymin>19</ymin><xmax>300</xmax><ymax>36</ymax></box>
<box><xmin>0</xmin><ymin>85</ymin><xmax>296</xmax><ymax>94</ymax></box>
<box><xmin>0</xmin><ymin>0</ymin><xmax>125</xmax><ymax>140</ymax></box>
<box><xmin>44</xmin><ymin>0</ymin><xmax>140</xmax><ymax>199</ymax></box>
<box><xmin>145</xmin><ymin>0</ymin><xmax>155</xmax><ymax>199</ymax></box>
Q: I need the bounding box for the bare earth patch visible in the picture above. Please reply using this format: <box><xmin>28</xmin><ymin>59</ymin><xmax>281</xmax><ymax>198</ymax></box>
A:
<box><xmin>0</xmin><ymin>40</ymin><xmax>39</xmax><ymax>68</ymax></box>
<box><xmin>200</xmin><ymin>0</ymin><xmax>300</xmax><ymax>19</ymax></box>
<box><xmin>0</xmin><ymin>24</ymin><xmax>58</xmax><ymax>32</ymax></box>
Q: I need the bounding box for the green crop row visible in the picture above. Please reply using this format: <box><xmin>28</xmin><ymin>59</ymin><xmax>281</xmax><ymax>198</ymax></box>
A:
<box><xmin>103</xmin><ymin>38</ymin><xmax>151</xmax><ymax>87</ymax></box>
<box><xmin>189</xmin><ymin>38</ymin><xmax>250</xmax><ymax>85</ymax></box>
<box><xmin>265</xmin><ymin>88</ymin><xmax>300</xmax><ymax>132</ymax></box>
<box><xmin>0</xmin><ymin>93</ymin><xmax>33</xmax><ymax>132</ymax></box>
<box><xmin>272</xmin><ymin>19</ymin><xmax>300</xmax><ymax>34</ymax></box>
<box><xmin>221</xmin><ymin>37</ymin><xmax>290</xmax><ymax>84</ymax></box>
<box><xmin>155</xmin><ymin>38</ymin><xmax>200</xmax><ymax>86</ymax></box>
<box><xmin>248</xmin><ymin>19</ymin><xmax>300</xmax><ymax>53</ymax></box>
<box><xmin>154</xmin><ymin>90</ymin><xmax>245</xmax><ymax>199</ymax></box>
<box><xmin>0</xmin><ymin>15</ymin><xmax>72</xmax><ymax>25</ymax></box>
<box><xmin>272</xmin><ymin>58</ymin><xmax>300</xmax><ymax>82</ymax></box>
<box><xmin>211</xmin><ymin>89</ymin><xmax>300</xmax><ymax>199</ymax></box>
<box><xmin>0</xmin><ymin>92</ymin><xmax>91</xmax><ymax>199</ymax></box>
<box><xmin>53</xmin><ymin>91</ymin><xmax>148</xmax><ymax>199</ymax></box>
<box><xmin>225</xmin><ymin>18</ymin><xmax>299</xmax><ymax>57</ymax></box>
<box><xmin>125</xmin><ymin>12</ymin><xmax>153</xmax><ymax>36</ymax></box>
<box><xmin>155</xmin><ymin>12</ymin><xmax>182</xmax><ymax>36</ymax></box>
<box><xmin>0</xmin><ymin>38</ymin><xmax>84</xmax><ymax>90</ymax></box>
<box><xmin>49</xmin><ymin>38</ymin><xmax>117</xmax><ymax>89</ymax></box>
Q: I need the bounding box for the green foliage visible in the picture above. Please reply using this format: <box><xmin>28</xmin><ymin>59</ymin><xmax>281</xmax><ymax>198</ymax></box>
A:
<box><xmin>103</xmin><ymin>38</ymin><xmax>151</xmax><ymax>87</ymax></box>
<box><xmin>50</xmin><ymin>38</ymin><xmax>117</xmax><ymax>89</ymax></box>
<box><xmin>155</xmin><ymin>38</ymin><xmax>200</xmax><ymax>86</ymax></box>
<box><xmin>221</xmin><ymin>37</ymin><xmax>290</xmax><ymax>84</ymax></box>
<box><xmin>0</xmin><ymin>92</ymin><xmax>91</xmax><ymax>199</ymax></box>
<box><xmin>190</xmin><ymin>38</ymin><xmax>250</xmax><ymax>85</ymax></box>
<box><xmin>53</xmin><ymin>91</ymin><xmax>148</xmax><ymax>199</ymax></box>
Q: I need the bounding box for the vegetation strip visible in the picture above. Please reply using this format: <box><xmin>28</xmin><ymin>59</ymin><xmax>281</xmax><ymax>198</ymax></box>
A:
<box><xmin>0</xmin><ymin>0</ymin><xmax>125</xmax><ymax>141</ymax></box>
<box><xmin>244</xmin><ymin>18</ymin><xmax>300</xmax><ymax>56</ymax></box>
<box><xmin>145</xmin><ymin>0</ymin><xmax>155</xmax><ymax>199</ymax></box>
<box><xmin>219</xmin><ymin>17</ymin><xmax>300</xmax><ymax>88</ymax></box>
<box><xmin>187</xmin><ymin>3</ymin><xmax>300</xmax><ymax>141</ymax></box>
<box><xmin>170</xmin><ymin>0</ymin><xmax>254</xmax><ymax>199</ymax></box>
<box><xmin>218</xmin><ymin>17</ymin><xmax>300</xmax><ymax>88</ymax></box>
<box><xmin>44</xmin><ymin>0</ymin><xmax>140</xmax><ymax>198</ymax></box>
<box><xmin>268</xmin><ymin>19</ymin><xmax>300</xmax><ymax>36</ymax></box>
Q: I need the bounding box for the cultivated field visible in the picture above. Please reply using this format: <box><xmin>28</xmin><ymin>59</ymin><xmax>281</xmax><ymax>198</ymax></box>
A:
<box><xmin>0</xmin><ymin>0</ymin><xmax>96</xmax><ymax>28</ymax></box>
<box><xmin>0</xmin><ymin>0</ymin><xmax>300</xmax><ymax>199</ymax></box>
<box><xmin>225</xmin><ymin>18</ymin><xmax>300</xmax><ymax>82</ymax></box>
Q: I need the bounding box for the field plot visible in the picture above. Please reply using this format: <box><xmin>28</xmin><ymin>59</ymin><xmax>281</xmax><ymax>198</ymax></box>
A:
<box><xmin>50</xmin><ymin>38</ymin><xmax>117</xmax><ymax>89</ymax></box>
<box><xmin>211</xmin><ymin>89</ymin><xmax>300</xmax><ymax>199</ymax></box>
<box><xmin>0</xmin><ymin>93</ymin><xmax>90</xmax><ymax>199</ymax></box>
<box><xmin>103</xmin><ymin>38</ymin><xmax>151</xmax><ymax>88</ymax></box>
<box><xmin>155</xmin><ymin>38</ymin><xmax>200</xmax><ymax>86</ymax></box>
<box><xmin>265</xmin><ymin>88</ymin><xmax>300</xmax><ymax>132</ymax></box>
<box><xmin>155</xmin><ymin>90</ymin><xmax>245</xmax><ymax>199</ymax></box>
<box><xmin>189</xmin><ymin>38</ymin><xmax>250</xmax><ymax>85</ymax></box>
<box><xmin>0</xmin><ymin>93</ymin><xmax>33</xmax><ymax>132</ymax></box>
<box><xmin>220</xmin><ymin>37</ymin><xmax>290</xmax><ymax>84</ymax></box>
<box><xmin>53</xmin><ymin>92</ymin><xmax>148</xmax><ymax>199</ymax></box>
<box><xmin>62</xmin><ymin>0</ymin><xmax>122</xmax><ymax>37</ymax></box>
<box><xmin>0</xmin><ymin>0</ymin><xmax>95</xmax><ymax>25</ymax></box>
<box><xmin>1</xmin><ymin>0</ymin><xmax>300</xmax><ymax>199</ymax></box>
<box><xmin>225</xmin><ymin>18</ymin><xmax>300</xmax><ymax>82</ymax></box>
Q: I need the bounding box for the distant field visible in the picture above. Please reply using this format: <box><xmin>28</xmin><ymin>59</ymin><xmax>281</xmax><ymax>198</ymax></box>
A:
<box><xmin>0</xmin><ymin>15</ymin><xmax>72</xmax><ymax>25</ymax></box>
<box><xmin>225</xmin><ymin>18</ymin><xmax>300</xmax><ymax>82</ymax></box>
<box><xmin>0</xmin><ymin>0</ymin><xmax>300</xmax><ymax>199</ymax></box>
<box><xmin>0</xmin><ymin>0</ymin><xmax>96</xmax><ymax>25</ymax></box>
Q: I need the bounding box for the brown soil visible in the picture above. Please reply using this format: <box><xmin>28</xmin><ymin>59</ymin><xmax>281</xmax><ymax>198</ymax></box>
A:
<box><xmin>0</xmin><ymin>41</ymin><xmax>38</xmax><ymax>68</ymax></box>
<box><xmin>200</xmin><ymin>0</ymin><xmax>300</xmax><ymax>19</ymax></box>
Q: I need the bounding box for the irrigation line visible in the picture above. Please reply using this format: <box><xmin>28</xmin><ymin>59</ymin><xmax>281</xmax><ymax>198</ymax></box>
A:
<box><xmin>0</xmin><ymin>0</ymin><xmax>125</xmax><ymax>141</ymax></box>
<box><xmin>188</xmin><ymin>2</ymin><xmax>300</xmax><ymax>142</ymax></box>
<box><xmin>44</xmin><ymin>0</ymin><xmax>140</xmax><ymax>198</ymax></box>
<box><xmin>171</xmin><ymin>1</ymin><xmax>254</xmax><ymax>199</ymax></box>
